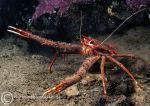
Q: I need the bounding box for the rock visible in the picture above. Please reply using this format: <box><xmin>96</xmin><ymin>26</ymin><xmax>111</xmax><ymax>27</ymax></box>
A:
<box><xmin>81</xmin><ymin>75</ymin><xmax>96</xmax><ymax>85</ymax></box>
<box><xmin>81</xmin><ymin>74</ymin><xmax>107</xmax><ymax>85</ymax></box>
<box><xmin>31</xmin><ymin>55</ymin><xmax>43</xmax><ymax>59</ymax></box>
<box><xmin>132</xmin><ymin>93</ymin><xmax>145</xmax><ymax>106</ymax></box>
<box><xmin>133</xmin><ymin>81</ymin><xmax>143</xmax><ymax>93</ymax></box>
<box><xmin>65</xmin><ymin>85</ymin><xmax>80</xmax><ymax>97</ymax></box>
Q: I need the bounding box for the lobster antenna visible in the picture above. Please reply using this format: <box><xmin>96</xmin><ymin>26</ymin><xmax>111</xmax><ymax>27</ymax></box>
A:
<box><xmin>79</xmin><ymin>11</ymin><xmax>83</xmax><ymax>40</ymax></box>
<box><xmin>101</xmin><ymin>7</ymin><xmax>150</xmax><ymax>44</ymax></box>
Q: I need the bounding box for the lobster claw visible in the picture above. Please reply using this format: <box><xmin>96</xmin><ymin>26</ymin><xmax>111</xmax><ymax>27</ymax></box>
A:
<box><xmin>43</xmin><ymin>82</ymin><xmax>66</xmax><ymax>96</ymax></box>
<box><xmin>7</xmin><ymin>26</ymin><xmax>31</xmax><ymax>38</ymax></box>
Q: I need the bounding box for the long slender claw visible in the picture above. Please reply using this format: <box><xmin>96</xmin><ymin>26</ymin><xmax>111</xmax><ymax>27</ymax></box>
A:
<box><xmin>43</xmin><ymin>87</ymin><xmax>56</xmax><ymax>96</ymax></box>
<box><xmin>43</xmin><ymin>56</ymin><xmax>100</xmax><ymax>96</ymax></box>
<box><xmin>7</xmin><ymin>26</ymin><xmax>22</xmax><ymax>34</ymax></box>
<box><xmin>8</xmin><ymin>26</ymin><xmax>18</xmax><ymax>30</ymax></box>
<box><xmin>43</xmin><ymin>82</ymin><xmax>66</xmax><ymax>96</ymax></box>
<box><xmin>7</xmin><ymin>29</ymin><xmax>22</xmax><ymax>36</ymax></box>
<box><xmin>7</xmin><ymin>26</ymin><xmax>23</xmax><ymax>36</ymax></box>
<box><xmin>7</xmin><ymin>26</ymin><xmax>31</xmax><ymax>38</ymax></box>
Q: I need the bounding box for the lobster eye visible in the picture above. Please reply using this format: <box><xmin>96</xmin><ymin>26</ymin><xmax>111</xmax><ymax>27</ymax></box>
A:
<box><xmin>89</xmin><ymin>41</ymin><xmax>94</xmax><ymax>44</ymax></box>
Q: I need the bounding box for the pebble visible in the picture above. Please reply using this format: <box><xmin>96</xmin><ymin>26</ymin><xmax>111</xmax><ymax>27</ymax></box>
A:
<box><xmin>31</xmin><ymin>55</ymin><xmax>43</xmax><ymax>59</ymax></box>
<box><xmin>81</xmin><ymin>75</ymin><xmax>96</xmax><ymax>85</ymax></box>
<box><xmin>65</xmin><ymin>85</ymin><xmax>80</xmax><ymax>97</ymax></box>
<box><xmin>81</xmin><ymin>74</ymin><xmax>107</xmax><ymax>85</ymax></box>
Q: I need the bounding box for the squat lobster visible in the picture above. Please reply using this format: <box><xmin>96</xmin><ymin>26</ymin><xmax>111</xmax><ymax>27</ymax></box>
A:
<box><xmin>7</xmin><ymin>26</ymin><xmax>143</xmax><ymax>100</ymax></box>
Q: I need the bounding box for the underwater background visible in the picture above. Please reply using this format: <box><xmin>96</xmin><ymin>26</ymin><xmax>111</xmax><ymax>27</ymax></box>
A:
<box><xmin>0</xmin><ymin>0</ymin><xmax>150</xmax><ymax>106</ymax></box>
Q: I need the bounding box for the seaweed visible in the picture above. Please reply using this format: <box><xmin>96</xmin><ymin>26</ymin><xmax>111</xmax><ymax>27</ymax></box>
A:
<box><xmin>32</xmin><ymin>0</ymin><xmax>95</xmax><ymax>20</ymax></box>
<box><xmin>126</xmin><ymin>0</ymin><xmax>149</xmax><ymax>10</ymax></box>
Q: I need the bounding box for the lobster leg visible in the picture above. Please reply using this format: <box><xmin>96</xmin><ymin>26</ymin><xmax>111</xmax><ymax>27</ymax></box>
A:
<box><xmin>100</xmin><ymin>56</ymin><xmax>108</xmax><ymax>99</ymax></box>
<box><xmin>107</xmin><ymin>56</ymin><xmax>143</xmax><ymax>89</ymax></box>
<box><xmin>113</xmin><ymin>54</ymin><xmax>138</xmax><ymax>58</ymax></box>
<box><xmin>113</xmin><ymin>54</ymin><xmax>146</xmax><ymax>63</ymax></box>
<box><xmin>43</xmin><ymin>56</ymin><xmax>100</xmax><ymax>95</ymax></box>
<box><xmin>7</xmin><ymin>26</ymin><xmax>82</xmax><ymax>54</ymax></box>
<box><xmin>48</xmin><ymin>52</ymin><xmax>59</xmax><ymax>73</ymax></box>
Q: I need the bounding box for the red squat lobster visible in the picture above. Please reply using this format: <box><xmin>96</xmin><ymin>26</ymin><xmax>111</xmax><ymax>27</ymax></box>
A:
<box><xmin>7</xmin><ymin>26</ymin><xmax>143</xmax><ymax>99</ymax></box>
